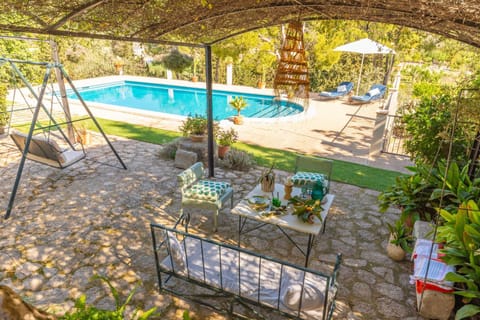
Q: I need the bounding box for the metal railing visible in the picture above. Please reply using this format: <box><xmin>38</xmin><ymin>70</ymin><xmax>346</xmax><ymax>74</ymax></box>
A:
<box><xmin>382</xmin><ymin>114</ymin><xmax>409</xmax><ymax>156</ymax></box>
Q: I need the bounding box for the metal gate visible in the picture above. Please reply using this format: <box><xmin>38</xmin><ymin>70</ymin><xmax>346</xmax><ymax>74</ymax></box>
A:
<box><xmin>382</xmin><ymin>115</ymin><xmax>409</xmax><ymax>156</ymax></box>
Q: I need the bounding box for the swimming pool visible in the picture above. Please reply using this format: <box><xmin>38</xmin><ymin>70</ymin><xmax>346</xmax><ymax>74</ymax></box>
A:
<box><xmin>70</xmin><ymin>80</ymin><xmax>303</xmax><ymax>120</ymax></box>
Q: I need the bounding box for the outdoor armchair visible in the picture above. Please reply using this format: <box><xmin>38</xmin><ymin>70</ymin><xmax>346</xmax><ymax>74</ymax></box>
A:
<box><xmin>177</xmin><ymin>162</ymin><xmax>233</xmax><ymax>232</ymax></box>
<box><xmin>292</xmin><ymin>155</ymin><xmax>333</xmax><ymax>196</ymax></box>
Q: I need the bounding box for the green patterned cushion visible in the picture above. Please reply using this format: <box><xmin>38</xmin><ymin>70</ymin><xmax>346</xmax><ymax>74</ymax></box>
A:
<box><xmin>292</xmin><ymin>172</ymin><xmax>327</xmax><ymax>187</ymax></box>
<box><xmin>184</xmin><ymin>180</ymin><xmax>231</xmax><ymax>202</ymax></box>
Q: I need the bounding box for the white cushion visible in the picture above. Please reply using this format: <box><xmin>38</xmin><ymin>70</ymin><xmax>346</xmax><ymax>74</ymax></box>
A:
<box><xmin>59</xmin><ymin>149</ymin><xmax>85</xmax><ymax>165</ymax></box>
<box><xmin>367</xmin><ymin>88</ymin><xmax>381</xmax><ymax>96</ymax></box>
<box><xmin>167</xmin><ymin>232</ymin><xmax>186</xmax><ymax>272</ymax></box>
<box><xmin>337</xmin><ymin>85</ymin><xmax>347</xmax><ymax>92</ymax></box>
<box><xmin>282</xmin><ymin>280</ymin><xmax>325</xmax><ymax>311</ymax></box>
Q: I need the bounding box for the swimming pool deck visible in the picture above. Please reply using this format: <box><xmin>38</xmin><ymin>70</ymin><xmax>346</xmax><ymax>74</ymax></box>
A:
<box><xmin>70</xmin><ymin>76</ymin><xmax>412</xmax><ymax>174</ymax></box>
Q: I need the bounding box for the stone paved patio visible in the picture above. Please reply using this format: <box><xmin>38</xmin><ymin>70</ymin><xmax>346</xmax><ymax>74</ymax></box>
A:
<box><xmin>0</xmin><ymin>133</ymin><xmax>420</xmax><ymax>319</ymax></box>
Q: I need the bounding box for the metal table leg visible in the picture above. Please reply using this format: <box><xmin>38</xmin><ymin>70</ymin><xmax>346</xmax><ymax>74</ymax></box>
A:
<box><xmin>305</xmin><ymin>234</ymin><xmax>315</xmax><ymax>267</ymax></box>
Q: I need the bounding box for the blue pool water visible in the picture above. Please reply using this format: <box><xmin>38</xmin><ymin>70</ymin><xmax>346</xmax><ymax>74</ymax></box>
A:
<box><xmin>70</xmin><ymin>80</ymin><xmax>303</xmax><ymax>120</ymax></box>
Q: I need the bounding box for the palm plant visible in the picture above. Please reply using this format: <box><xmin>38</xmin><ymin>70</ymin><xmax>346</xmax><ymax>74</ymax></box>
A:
<box><xmin>437</xmin><ymin>200</ymin><xmax>480</xmax><ymax>320</ymax></box>
<box><xmin>229</xmin><ymin>96</ymin><xmax>248</xmax><ymax>124</ymax></box>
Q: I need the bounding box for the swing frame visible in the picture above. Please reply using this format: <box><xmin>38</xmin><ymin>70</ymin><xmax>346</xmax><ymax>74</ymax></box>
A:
<box><xmin>1</xmin><ymin>57</ymin><xmax>127</xmax><ymax>219</ymax></box>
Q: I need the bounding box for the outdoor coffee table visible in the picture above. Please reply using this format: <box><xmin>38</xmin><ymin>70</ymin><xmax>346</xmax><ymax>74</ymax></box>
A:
<box><xmin>231</xmin><ymin>183</ymin><xmax>334</xmax><ymax>267</ymax></box>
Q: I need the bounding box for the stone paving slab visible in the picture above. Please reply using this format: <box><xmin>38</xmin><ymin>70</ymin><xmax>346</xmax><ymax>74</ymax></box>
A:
<box><xmin>0</xmin><ymin>133</ymin><xmax>422</xmax><ymax>319</ymax></box>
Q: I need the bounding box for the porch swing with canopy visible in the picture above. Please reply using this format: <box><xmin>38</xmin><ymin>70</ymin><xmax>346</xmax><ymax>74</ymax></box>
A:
<box><xmin>1</xmin><ymin>57</ymin><xmax>127</xmax><ymax>219</ymax></box>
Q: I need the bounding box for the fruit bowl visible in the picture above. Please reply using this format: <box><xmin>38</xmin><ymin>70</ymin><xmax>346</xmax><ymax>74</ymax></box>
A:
<box><xmin>247</xmin><ymin>195</ymin><xmax>269</xmax><ymax>210</ymax></box>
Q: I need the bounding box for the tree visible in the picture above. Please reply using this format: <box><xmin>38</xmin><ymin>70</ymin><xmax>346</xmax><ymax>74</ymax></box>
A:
<box><xmin>403</xmin><ymin>94</ymin><xmax>473</xmax><ymax>165</ymax></box>
<box><xmin>161</xmin><ymin>49</ymin><xmax>193</xmax><ymax>79</ymax></box>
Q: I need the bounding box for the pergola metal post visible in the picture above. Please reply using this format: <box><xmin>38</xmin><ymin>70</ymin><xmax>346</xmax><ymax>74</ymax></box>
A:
<box><xmin>205</xmin><ymin>45</ymin><xmax>215</xmax><ymax>177</ymax></box>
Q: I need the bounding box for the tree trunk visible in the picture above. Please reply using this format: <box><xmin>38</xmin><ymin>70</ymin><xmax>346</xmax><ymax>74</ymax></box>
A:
<box><xmin>215</xmin><ymin>57</ymin><xmax>220</xmax><ymax>83</ymax></box>
<box><xmin>0</xmin><ymin>285</ymin><xmax>57</xmax><ymax>320</ymax></box>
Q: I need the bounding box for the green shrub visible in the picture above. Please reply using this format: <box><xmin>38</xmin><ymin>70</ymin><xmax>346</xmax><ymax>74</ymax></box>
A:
<box><xmin>412</xmin><ymin>81</ymin><xmax>443</xmax><ymax>98</ymax></box>
<box><xmin>60</xmin><ymin>275</ymin><xmax>157</xmax><ymax>320</ymax></box>
<box><xmin>0</xmin><ymin>83</ymin><xmax>9</xmax><ymax>127</ymax></box>
<box><xmin>437</xmin><ymin>200</ymin><xmax>480</xmax><ymax>320</ymax></box>
<box><xmin>403</xmin><ymin>94</ymin><xmax>471</xmax><ymax>164</ymax></box>
<box><xmin>217</xmin><ymin>147</ymin><xmax>255</xmax><ymax>171</ymax></box>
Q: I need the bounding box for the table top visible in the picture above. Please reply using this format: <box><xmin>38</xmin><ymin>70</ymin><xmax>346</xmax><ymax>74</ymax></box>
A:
<box><xmin>231</xmin><ymin>183</ymin><xmax>335</xmax><ymax>235</ymax></box>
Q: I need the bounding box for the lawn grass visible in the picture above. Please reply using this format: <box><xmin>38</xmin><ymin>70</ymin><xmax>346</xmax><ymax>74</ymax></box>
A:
<box><xmin>59</xmin><ymin>118</ymin><xmax>405</xmax><ymax>191</ymax></box>
<box><xmin>233</xmin><ymin>143</ymin><xmax>403</xmax><ymax>191</ymax></box>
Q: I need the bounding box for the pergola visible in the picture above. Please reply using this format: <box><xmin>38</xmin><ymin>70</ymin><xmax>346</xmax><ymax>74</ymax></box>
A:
<box><xmin>1</xmin><ymin>0</ymin><xmax>479</xmax><ymax>175</ymax></box>
<box><xmin>1</xmin><ymin>1</ymin><xmax>480</xmax><ymax>47</ymax></box>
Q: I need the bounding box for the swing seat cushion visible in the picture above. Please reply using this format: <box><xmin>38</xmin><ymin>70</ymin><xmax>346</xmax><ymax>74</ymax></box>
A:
<box><xmin>10</xmin><ymin>131</ymin><xmax>85</xmax><ymax>168</ymax></box>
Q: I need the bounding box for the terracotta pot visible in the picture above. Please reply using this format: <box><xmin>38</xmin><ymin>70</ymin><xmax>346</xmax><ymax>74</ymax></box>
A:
<box><xmin>257</xmin><ymin>80</ymin><xmax>266</xmax><ymax>89</ymax></box>
<box><xmin>191</xmin><ymin>75</ymin><xmax>198</xmax><ymax>82</ymax></box>
<box><xmin>190</xmin><ymin>134</ymin><xmax>205</xmax><ymax>142</ymax></box>
<box><xmin>387</xmin><ymin>234</ymin><xmax>406</xmax><ymax>261</ymax></box>
<box><xmin>218</xmin><ymin>145</ymin><xmax>230</xmax><ymax>159</ymax></box>
<box><xmin>233</xmin><ymin>116</ymin><xmax>244</xmax><ymax>125</ymax></box>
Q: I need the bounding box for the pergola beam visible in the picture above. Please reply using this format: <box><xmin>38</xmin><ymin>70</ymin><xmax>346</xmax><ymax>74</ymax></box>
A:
<box><xmin>48</xmin><ymin>0</ymin><xmax>110</xmax><ymax>30</ymax></box>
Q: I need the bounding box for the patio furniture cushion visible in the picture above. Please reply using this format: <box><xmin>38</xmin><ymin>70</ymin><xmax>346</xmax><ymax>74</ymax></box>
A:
<box><xmin>367</xmin><ymin>87</ymin><xmax>381</xmax><ymax>97</ymax></box>
<box><xmin>10</xmin><ymin>130</ymin><xmax>85</xmax><ymax>168</ymax></box>
<box><xmin>283</xmin><ymin>282</ymin><xmax>325</xmax><ymax>311</ymax></box>
<box><xmin>350</xmin><ymin>84</ymin><xmax>387</xmax><ymax>104</ymax></box>
<box><xmin>167</xmin><ymin>232</ymin><xmax>186</xmax><ymax>273</ymax></box>
<box><xmin>184</xmin><ymin>180</ymin><xmax>231</xmax><ymax>202</ymax></box>
<box><xmin>319</xmin><ymin>81</ymin><xmax>353</xmax><ymax>99</ymax></box>
<box><xmin>291</xmin><ymin>172</ymin><xmax>327</xmax><ymax>186</ymax></box>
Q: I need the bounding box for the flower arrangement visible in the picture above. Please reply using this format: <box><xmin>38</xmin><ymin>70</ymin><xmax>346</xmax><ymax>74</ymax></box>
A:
<box><xmin>288</xmin><ymin>196</ymin><xmax>323</xmax><ymax>224</ymax></box>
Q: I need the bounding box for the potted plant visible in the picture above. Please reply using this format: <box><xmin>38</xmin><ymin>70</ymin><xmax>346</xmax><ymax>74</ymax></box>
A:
<box><xmin>179</xmin><ymin>115</ymin><xmax>208</xmax><ymax>142</ymax></box>
<box><xmin>259</xmin><ymin>163</ymin><xmax>275</xmax><ymax>192</ymax></box>
<box><xmin>0</xmin><ymin>83</ymin><xmax>9</xmax><ymax>135</ymax></box>
<box><xmin>386</xmin><ymin>219</ymin><xmax>412</xmax><ymax>261</ymax></box>
<box><xmin>229</xmin><ymin>96</ymin><xmax>248</xmax><ymax>125</ymax></box>
<box><xmin>257</xmin><ymin>66</ymin><xmax>266</xmax><ymax>89</ymax></box>
<box><xmin>216</xmin><ymin>128</ymin><xmax>238</xmax><ymax>159</ymax></box>
<box><xmin>113</xmin><ymin>57</ymin><xmax>124</xmax><ymax>75</ymax></box>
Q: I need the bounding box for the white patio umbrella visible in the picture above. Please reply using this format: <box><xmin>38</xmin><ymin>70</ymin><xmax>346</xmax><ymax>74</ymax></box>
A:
<box><xmin>334</xmin><ymin>38</ymin><xmax>395</xmax><ymax>94</ymax></box>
